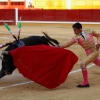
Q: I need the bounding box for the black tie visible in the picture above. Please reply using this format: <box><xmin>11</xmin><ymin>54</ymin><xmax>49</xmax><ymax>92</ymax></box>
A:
<box><xmin>81</xmin><ymin>33</ymin><xmax>85</xmax><ymax>40</ymax></box>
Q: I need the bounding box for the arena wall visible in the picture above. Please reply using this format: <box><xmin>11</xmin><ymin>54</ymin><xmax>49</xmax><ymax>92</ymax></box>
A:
<box><xmin>0</xmin><ymin>9</ymin><xmax>100</xmax><ymax>25</ymax></box>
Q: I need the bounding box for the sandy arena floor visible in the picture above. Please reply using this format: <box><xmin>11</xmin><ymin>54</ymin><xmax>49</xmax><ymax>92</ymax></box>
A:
<box><xmin>0</xmin><ymin>23</ymin><xmax>100</xmax><ymax>100</ymax></box>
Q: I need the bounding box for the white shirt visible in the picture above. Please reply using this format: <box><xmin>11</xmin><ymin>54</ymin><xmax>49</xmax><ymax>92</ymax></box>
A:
<box><xmin>81</xmin><ymin>30</ymin><xmax>86</xmax><ymax>40</ymax></box>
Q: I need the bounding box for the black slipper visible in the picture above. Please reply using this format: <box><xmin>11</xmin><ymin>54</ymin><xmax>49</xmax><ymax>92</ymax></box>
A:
<box><xmin>77</xmin><ymin>84</ymin><xmax>90</xmax><ymax>88</ymax></box>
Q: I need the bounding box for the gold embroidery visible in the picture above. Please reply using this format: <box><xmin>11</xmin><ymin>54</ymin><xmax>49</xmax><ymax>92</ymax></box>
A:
<box><xmin>92</xmin><ymin>30</ymin><xmax>100</xmax><ymax>37</ymax></box>
<box><xmin>84</xmin><ymin>29</ymin><xmax>92</xmax><ymax>34</ymax></box>
<box><xmin>81</xmin><ymin>39</ymin><xmax>96</xmax><ymax>52</ymax></box>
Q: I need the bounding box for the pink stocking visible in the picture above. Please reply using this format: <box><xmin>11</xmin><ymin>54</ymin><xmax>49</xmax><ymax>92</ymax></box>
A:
<box><xmin>81</xmin><ymin>69</ymin><xmax>88</xmax><ymax>86</ymax></box>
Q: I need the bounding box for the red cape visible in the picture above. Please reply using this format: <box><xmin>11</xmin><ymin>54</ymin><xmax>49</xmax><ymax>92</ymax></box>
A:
<box><xmin>10</xmin><ymin>44</ymin><xmax>78</xmax><ymax>89</ymax></box>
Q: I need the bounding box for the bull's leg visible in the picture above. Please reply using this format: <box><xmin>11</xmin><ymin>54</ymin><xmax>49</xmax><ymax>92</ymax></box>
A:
<box><xmin>0</xmin><ymin>56</ymin><xmax>6</xmax><ymax>78</ymax></box>
<box><xmin>4</xmin><ymin>55</ymin><xmax>16</xmax><ymax>74</ymax></box>
<box><xmin>0</xmin><ymin>71</ymin><xmax>6</xmax><ymax>78</ymax></box>
<box><xmin>0</xmin><ymin>58</ymin><xmax>7</xmax><ymax>78</ymax></box>
<box><xmin>0</xmin><ymin>67</ymin><xmax>6</xmax><ymax>78</ymax></box>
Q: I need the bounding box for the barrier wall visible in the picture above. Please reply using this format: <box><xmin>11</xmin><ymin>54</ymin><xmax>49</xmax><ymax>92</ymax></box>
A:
<box><xmin>0</xmin><ymin>9</ymin><xmax>15</xmax><ymax>25</ymax></box>
<box><xmin>0</xmin><ymin>9</ymin><xmax>100</xmax><ymax>25</ymax></box>
<box><xmin>18</xmin><ymin>9</ymin><xmax>100</xmax><ymax>22</ymax></box>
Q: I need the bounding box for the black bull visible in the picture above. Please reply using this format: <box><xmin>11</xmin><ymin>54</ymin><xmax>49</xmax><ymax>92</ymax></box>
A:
<box><xmin>0</xmin><ymin>33</ymin><xmax>59</xmax><ymax>78</ymax></box>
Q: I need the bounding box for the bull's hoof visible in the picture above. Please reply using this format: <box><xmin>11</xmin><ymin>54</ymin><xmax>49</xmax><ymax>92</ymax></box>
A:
<box><xmin>0</xmin><ymin>71</ymin><xmax>6</xmax><ymax>78</ymax></box>
<box><xmin>5</xmin><ymin>72</ymin><xmax>12</xmax><ymax>75</ymax></box>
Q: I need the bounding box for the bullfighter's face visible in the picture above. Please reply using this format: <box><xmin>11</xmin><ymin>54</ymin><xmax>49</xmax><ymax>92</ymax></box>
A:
<box><xmin>73</xmin><ymin>27</ymin><xmax>82</xmax><ymax>35</ymax></box>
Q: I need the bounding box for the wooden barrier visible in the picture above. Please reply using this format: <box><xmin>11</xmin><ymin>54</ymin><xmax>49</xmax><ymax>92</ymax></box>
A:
<box><xmin>0</xmin><ymin>9</ymin><xmax>100</xmax><ymax>25</ymax></box>
<box><xmin>0</xmin><ymin>9</ymin><xmax>15</xmax><ymax>25</ymax></box>
<box><xmin>18</xmin><ymin>9</ymin><xmax>100</xmax><ymax>22</ymax></box>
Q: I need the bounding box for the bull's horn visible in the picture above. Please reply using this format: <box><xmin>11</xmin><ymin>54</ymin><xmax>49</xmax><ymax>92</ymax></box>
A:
<box><xmin>1</xmin><ymin>51</ymin><xmax>9</xmax><ymax>55</ymax></box>
<box><xmin>0</xmin><ymin>56</ymin><xmax>3</xmax><ymax>60</ymax></box>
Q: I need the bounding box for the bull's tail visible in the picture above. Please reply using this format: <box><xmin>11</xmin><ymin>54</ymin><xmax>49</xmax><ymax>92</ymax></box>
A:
<box><xmin>42</xmin><ymin>31</ymin><xmax>59</xmax><ymax>46</ymax></box>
